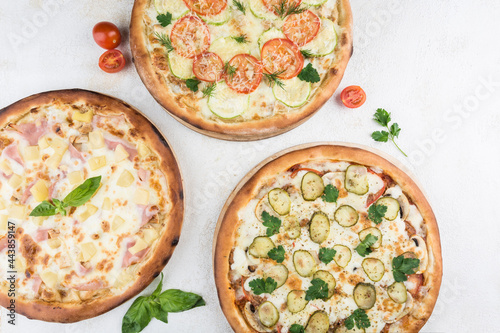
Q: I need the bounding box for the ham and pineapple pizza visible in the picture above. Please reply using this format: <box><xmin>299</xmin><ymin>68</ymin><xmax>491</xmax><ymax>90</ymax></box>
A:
<box><xmin>0</xmin><ymin>90</ymin><xmax>183</xmax><ymax>322</ymax></box>
<box><xmin>214</xmin><ymin>143</ymin><xmax>442</xmax><ymax>332</ymax></box>
<box><xmin>130</xmin><ymin>0</ymin><xmax>352</xmax><ymax>140</ymax></box>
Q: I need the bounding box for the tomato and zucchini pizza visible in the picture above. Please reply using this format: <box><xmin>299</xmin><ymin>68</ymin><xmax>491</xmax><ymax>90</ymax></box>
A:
<box><xmin>130</xmin><ymin>0</ymin><xmax>352</xmax><ymax>140</ymax></box>
<box><xmin>0</xmin><ymin>90</ymin><xmax>183</xmax><ymax>322</ymax></box>
<box><xmin>214</xmin><ymin>143</ymin><xmax>442</xmax><ymax>332</ymax></box>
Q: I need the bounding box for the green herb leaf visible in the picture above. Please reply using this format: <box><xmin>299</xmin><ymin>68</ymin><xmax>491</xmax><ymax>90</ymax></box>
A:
<box><xmin>152</xmin><ymin>273</ymin><xmax>164</xmax><ymax>298</ymax></box>
<box><xmin>390</xmin><ymin>123</ymin><xmax>401</xmax><ymax>138</ymax></box>
<box><xmin>355</xmin><ymin>234</ymin><xmax>378</xmax><ymax>257</ymax></box>
<box><xmin>290</xmin><ymin>324</ymin><xmax>305</xmax><ymax>333</ymax></box>
<box><xmin>202</xmin><ymin>82</ymin><xmax>217</xmax><ymax>98</ymax></box>
<box><xmin>232</xmin><ymin>34</ymin><xmax>248</xmax><ymax>44</ymax></box>
<box><xmin>122</xmin><ymin>296</ymin><xmax>153</xmax><ymax>333</ymax></box>
<box><xmin>223</xmin><ymin>61</ymin><xmax>237</xmax><ymax>80</ymax></box>
<box><xmin>345</xmin><ymin>309</ymin><xmax>371</xmax><ymax>330</ymax></box>
<box><xmin>368</xmin><ymin>204</ymin><xmax>387</xmax><ymax>224</ymax></box>
<box><xmin>158</xmin><ymin>289</ymin><xmax>206</xmax><ymax>313</ymax></box>
<box><xmin>233</xmin><ymin>0</ymin><xmax>246</xmax><ymax>14</ymax></box>
<box><xmin>157</xmin><ymin>13</ymin><xmax>172</xmax><ymax>27</ymax></box>
<box><xmin>154</xmin><ymin>32</ymin><xmax>174</xmax><ymax>53</ymax></box>
<box><xmin>186</xmin><ymin>78</ymin><xmax>200</xmax><ymax>92</ymax></box>
<box><xmin>392</xmin><ymin>255</ymin><xmax>420</xmax><ymax>282</ymax></box>
<box><xmin>371</xmin><ymin>131</ymin><xmax>389</xmax><ymax>142</ymax></box>
<box><xmin>261</xmin><ymin>211</ymin><xmax>281</xmax><ymax>236</ymax></box>
<box><xmin>273</xmin><ymin>0</ymin><xmax>306</xmax><ymax>18</ymax></box>
<box><xmin>52</xmin><ymin>198</ymin><xmax>67</xmax><ymax>216</ymax></box>
<box><xmin>63</xmin><ymin>176</ymin><xmax>101</xmax><ymax>207</ymax></box>
<box><xmin>264</xmin><ymin>70</ymin><xmax>285</xmax><ymax>90</ymax></box>
<box><xmin>29</xmin><ymin>200</ymin><xmax>56</xmax><ymax>217</ymax></box>
<box><xmin>318</xmin><ymin>247</ymin><xmax>337</xmax><ymax>264</ymax></box>
<box><xmin>268</xmin><ymin>245</ymin><xmax>285</xmax><ymax>263</ymax></box>
<box><xmin>373</xmin><ymin>108</ymin><xmax>391</xmax><ymax>126</ymax></box>
<box><xmin>150</xmin><ymin>302</ymin><xmax>169</xmax><ymax>324</ymax></box>
<box><xmin>371</xmin><ymin>108</ymin><xmax>407</xmax><ymax>157</ymax></box>
<box><xmin>298</xmin><ymin>63</ymin><xmax>320</xmax><ymax>83</ymax></box>
<box><xmin>249</xmin><ymin>277</ymin><xmax>277</xmax><ymax>295</ymax></box>
<box><xmin>305</xmin><ymin>278</ymin><xmax>329</xmax><ymax>301</ymax></box>
<box><xmin>300</xmin><ymin>49</ymin><xmax>314</xmax><ymax>58</ymax></box>
<box><xmin>321</xmin><ymin>184</ymin><xmax>339</xmax><ymax>203</ymax></box>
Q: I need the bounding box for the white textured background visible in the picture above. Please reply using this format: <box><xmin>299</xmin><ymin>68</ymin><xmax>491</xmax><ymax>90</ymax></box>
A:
<box><xmin>1</xmin><ymin>0</ymin><xmax>499</xmax><ymax>332</ymax></box>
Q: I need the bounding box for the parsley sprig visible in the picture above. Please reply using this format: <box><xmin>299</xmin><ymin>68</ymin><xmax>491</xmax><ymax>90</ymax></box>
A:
<box><xmin>321</xmin><ymin>184</ymin><xmax>339</xmax><ymax>203</ymax></box>
<box><xmin>392</xmin><ymin>255</ymin><xmax>420</xmax><ymax>282</ymax></box>
<box><xmin>185</xmin><ymin>78</ymin><xmax>200</xmax><ymax>92</ymax></box>
<box><xmin>371</xmin><ymin>108</ymin><xmax>407</xmax><ymax>157</ymax></box>
<box><xmin>290</xmin><ymin>324</ymin><xmax>305</xmax><ymax>333</ymax></box>
<box><xmin>264</xmin><ymin>70</ymin><xmax>285</xmax><ymax>90</ymax></box>
<box><xmin>261</xmin><ymin>211</ymin><xmax>281</xmax><ymax>236</ymax></box>
<box><xmin>318</xmin><ymin>247</ymin><xmax>337</xmax><ymax>264</ymax></box>
<box><xmin>157</xmin><ymin>13</ymin><xmax>172</xmax><ymax>27</ymax></box>
<box><xmin>298</xmin><ymin>63</ymin><xmax>320</xmax><ymax>83</ymax></box>
<box><xmin>249</xmin><ymin>277</ymin><xmax>277</xmax><ymax>295</ymax></box>
<box><xmin>354</xmin><ymin>234</ymin><xmax>378</xmax><ymax>257</ymax></box>
<box><xmin>268</xmin><ymin>245</ymin><xmax>285</xmax><ymax>263</ymax></box>
<box><xmin>154</xmin><ymin>32</ymin><xmax>174</xmax><ymax>53</ymax></box>
<box><xmin>367</xmin><ymin>204</ymin><xmax>387</xmax><ymax>224</ymax></box>
<box><xmin>345</xmin><ymin>309</ymin><xmax>371</xmax><ymax>330</ymax></box>
<box><xmin>305</xmin><ymin>278</ymin><xmax>329</xmax><ymax>301</ymax></box>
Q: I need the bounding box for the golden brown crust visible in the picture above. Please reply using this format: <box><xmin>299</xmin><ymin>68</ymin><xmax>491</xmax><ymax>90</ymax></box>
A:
<box><xmin>0</xmin><ymin>89</ymin><xmax>184</xmax><ymax>322</ymax></box>
<box><xmin>213</xmin><ymin>142</ymin><xmax>442</xmax><ymax>332</ymax></box>
<box><xmin>130</xmin><ymin>0</ymin><xmax>353</xmax><ymax>141</ymax></box>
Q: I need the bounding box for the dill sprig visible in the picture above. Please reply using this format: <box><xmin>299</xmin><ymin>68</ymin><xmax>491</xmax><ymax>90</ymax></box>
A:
<box><xmin>301</xmin><ymin>49</ymin><xmax>314</xmax><ymax>58</ymax></box>
<box><xmin>264</xmin><ymin>70</ymin><xmax>285</xmax><ymax>90</ymax></box>
<box><xmin>232</xmin><ymin>34</ymin><xmax>248</xmax><ymax>44</ymax></box>
<box><xmin>233</xmin><ymin>0</ymin><xmax>246</xmax><ymax>14</ymax></box>
<box><xmin>154</xmin><ymin>32</ymin><xmax>174</xmax><ymax>53</ymax></box>
<box><xmin>224</xmin><ymin>62</ymin><xmax>237</xmax><ymax>80</ymax></box>
<box><xmin>273</xmin><ymin>0</ymin><xmax>306</xmax><ymax>18</ymax></box>
<box><xmin>202</xmin><ymin>82</ymin><xmax>217</xmax><ymax>98</ymax></box>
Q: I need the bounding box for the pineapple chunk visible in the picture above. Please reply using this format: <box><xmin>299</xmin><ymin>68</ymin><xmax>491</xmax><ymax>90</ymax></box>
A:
<box><xmin>32</xmin><ymin>216</ymin><xmax>47</xmax><ymax>226</ymax></box>
<box><xmin>89</xmin><ymin>131</ymin><xmax>104</xmax><ymax>149</ymax></box>
<box><xmin>38</xmin><ymin>136</ymin><xmax>50</xmax><ymax>149</ymax></box>
<box><xmin>78</xmin><ymin>203</ymin><xmax>98</xmax><ymax>222</ymax></box>
<box><xmin>89</xmin><ymin>155</ymin><xmax>106</xmax><ymax>171</ymax></box>
<box><xmin>73</xmin><ymin>109</ymin><xmax>93</xmax><ymax>123</ymax></box>
<box><xmin>30</xmin><ymin>180</ymin><xmax>49</xmax><ymax>202</ymax></box>
<box><xmin>9</xmin><ymin>204</ymin><xmax>25</xmax><ymax>220</ymax></box>
<box><xmin>46</xmin><ymin>153</ymin><xmax>64</xmax><ymax>169</ymax></box>
<box><xmin>114</xmin><ymin>271</ymin><xmax>133</xmax><ymax>288</ymax></box>
<box><xmin>80</xmin><ymin>242</ymin><xmax>97</xmax><ymax>261</ymax></box>
<box><xmin>86</xmin><ymin>203</ymin><xmax>98</xmax><ymax>215</ymax></box>
<box><xmin>24</xmin><ymin>146</ymin><xmax>40</xmax><ymax>161</ymax></box>
<box><xmin>102</xmin><ymin>197</ymin><xmax>111</xmax><ymax>210</ymax></box>
<box><xmin>128</xmin><ymin>238</ymin><xmax>149</xmax><ymax>255</ymax></box>
<box><xmin>8</xmin><ymin>174</ymin><xmax>22</xmax><ymax>188</ymax></box>
<box><xmin>133</xmin><ymin>188</ymin><xmax>150</xmax><ymax>205</ymax></box>
<box><xmin>15</xmin><ymin>258</ymin><xmax>26</xmax><ymax>273</ymax></box>
<box><xmin>137</xmin><ymin>142</ymin><xmax>150</xmax><ymax>158</ymax></box>
<box><xmin>40</xmin><ymin>271</ymin><xmax>58</xmax><ymax>289</ymax></box>
<box><xmin>143</xmin><ymin>228</ymin><xmax>159</xmax><ymax>245</ymax></box>
<box><xmin>49</xmin><ymin>137</ymin><xmax>68</xmax><ymax>154</ymax></box>
<box><xmin>112</xmin><ymin>216</ymin><xmax>125</xmax><ymax>231</ymax></box>
<box><xmin>0</xmin><ymin>198</ymin><xmax>5</xmax><ymax>210</ymax></box>
<box><xmin>117</xmin><ymin>170</ymin><xmax>134</xmax><ymax>187</ymax></box>
<box><xmin>115</xmin><ymin>144</ymin><xmax>129</xmax><ymax>163</ymax></box>
<box><xmin>0</xmin><ymin>159</ymin><xmax>13</xmax><ymax>176</ymax></box>
<box><xmin>0</xmin><ymin>215</ymin><xmax>8</xmax><ymax>231</ymax></box>
<box><xmin>68</xmin><ymin>171</ymin><xmax>84</xmax><ymax>185</ymax></box>
<box><xmin>47</xmin><ymin>238</ymin><xmax>62</xmax><ymax>249</ymax></box>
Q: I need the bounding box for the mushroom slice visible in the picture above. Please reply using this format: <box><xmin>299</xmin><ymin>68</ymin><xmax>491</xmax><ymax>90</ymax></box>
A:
<box><xmin>398</xmin><ymin>192</ymin><xmax>411</xmax><ymax>220</ymax></box>
<box><xmin>243</xmin><ymin>302</ymin><xmax>272</xmax><ymax>332</ymax></box>
<box><xmin>410</xmin><ymin>235</ymin><xmax>428</xmax><ymax>273</ymax></box>
<box><xmin>383</xmin><ymin>292</ymin><xmax>414</xmax><ymax>323</ymax></box>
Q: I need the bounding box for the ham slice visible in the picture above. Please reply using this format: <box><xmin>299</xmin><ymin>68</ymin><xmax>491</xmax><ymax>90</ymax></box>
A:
<box><xmin>32</xmin><ymin>275</ymin><xmax>42</xmax><ymax>293</ymax></box>
<box><xmin>2</xmin><ymin>143</ymin><xmax>24</xmax><ymax>166</ymax></box>
<box><xmin>138</xmin><ymin>168</ymin><xmax>150</xmax><ymax>182</ymax></box>
<box><xmin>72</xmin><ymin>279</ymin><xmax>105</xmax><ymax>291</ymax></box>
<box><xmin>104</xmin><ymin>138</ymin><xmax>137</xmax><ymax>161</ymax></box>
<box><xmin>76</xmin><ymin>262</ymin><xmax>93</xmax><ymax>277</ymax></box>
<box><xmin>122</xmin><ymin>240</ymin><xmax>150</xmax><ymax>267</ymax></box>
<box><xmin>48</xmin><ymin>182</ymin><xmax>56</xmax><ymax>200</ymax></box>
<box><xmin>10</xmin><ymin>120</ymin><xmax>48</xmax><ymax>146</ymax></box>
<box><xmin>68</xmin><ymin>143</ymin><xmax>85</xmax><ymax>162</ymax></box>
<box><xmin>139</xmin><ymin>205</ymin><xmax>159</xmax><ymax>226</ymax></box>
<box><xmin>0</xmin><ymin>236</ymin><xmax>7</xmax><ymax>252</ymax></box>
<box><xmin>34</xmin><ymin>229</ymin><xmax>49</xmax><ymax>242</ymax></box>
<box><xmin>20</xmin><ymin>181</ymin><xmax>36</xmax><ymax>204</ymax></box>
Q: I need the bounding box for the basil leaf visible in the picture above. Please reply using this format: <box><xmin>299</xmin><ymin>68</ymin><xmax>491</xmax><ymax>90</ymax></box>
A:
<box><xmin>122</xmin><ymin>296</ymin><xmax>152</xmax><ymax>333</ymax></box>
<box><xmin>158</xmin><ymin>289</ymin><xmax>206</xmax><ymax>313</ymax></box>
<box><xmin>150</xmin><ymin>301</ymin><xmax>168</xmax><ymax>324</ymax></box>
<box><xmin>63</xmin><ymin>176</ymin><xmax>101</xmax><ymax>207</ymax></box>
<box><xmin>152</xmin><ymin>273</ymin><xmax>164</xmax><ymax>298</ymax></box>
<box><xmin>52</xmin><ymin>198</ymin><xmax>67</xmax><ymax>216</ymax></box>
<box><xmin>29</xmin><ymin>201</ymin><xmax>56</xmax><ymax>217</ymax></box>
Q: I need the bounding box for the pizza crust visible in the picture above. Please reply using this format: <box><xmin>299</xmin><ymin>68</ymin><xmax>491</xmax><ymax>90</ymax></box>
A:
<box><xmin>130</xmin><ymin>0</ymin><xmax>353</xmax><ymax>141</ymax></box>
<box><xmin>213</xmin><ymin>142</ymin><xmax>442</xmax><ymax>332</ymax></box>
<box><xmin>0</xmin><ymin>89</ymin><xmax>184</xmax><ymax>322</ymax></box>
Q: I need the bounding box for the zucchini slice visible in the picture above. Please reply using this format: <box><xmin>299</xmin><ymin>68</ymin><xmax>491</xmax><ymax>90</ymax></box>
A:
<box><xmin>309</xmin><ymin>212</ymin><xmax>330</xmax><ymax>244</ymax></box>
<box><xmin>358</xmin><ymin>227</ymin><xmax>382</xmax><ymax>248</ymax></box>
<box><xmin>264</xmin><ymin>264</ymin><xmax>288</xmax><ymax>288</ymax></box>
<box><xmin>334</xmin><ymin>205</ymin><xmax>359</xmax><ymax>227</ymax></box>
<box><xmin>283</xmin><ymin>215</ymin><xmax>301</xmax><ymax>239</ymax></box>
<box><xmin>154</xmin><ymin>0</ymin><xmax>189</xmax><ymax>19</ymax></box>
<box><xmin>313</xmin><ymin>270</ymin><xmax>336</xmax><ymax>298</ymax></box>
<box><xmin>301</xmin><ymin>172</ymin><xmax>325</xmax><ymax>201</ymax></box>
<box><xmin>287</xmin><ymin>290</ymin><xmax>308</xmax><ymax>313</ymax></box>
<box><xmin>208</xmin><ymin>37</ymin><xmax>251</xmax><ymax>62</ymax></box>
<box><xmin>333</xmin><ymin>245</ymin><xmax>351</xmax><ymax>268</ymax></box>
<box><xmin>387</xmin><ymin>282</ymin><xmax>407</xmax><ymax>304</ymax></box>
<box><xmin>302</xmin><ymin>18</ymin><xmax>337</xmax><ymax>57</ymax></box>
<box><xmin>248</xmin><ymin>236</ymin><xmax>275</xmax><ymax>258</ymax></box>
<box><xmin>375</xmin><ymin>197</ymin><xmax>400</xmax><ymax>221</ymax></box>
<box><xmin>305</xmin><ymin>311</ymin><xmax>330</xmax><ymax>333</ymax></box>
<box><xmin>200</xmin><ymin>7</ymin><xmax>231</xmax><ymax>25</ymax></box>
<box><xmin>258</xmin><ymin>301</ymin><xmax>279</xmax><ymax>327</ymax></box>
<box><xmin>258</xmin><ymin>28</ymin><xmax>286</xmax><ymax>49</ymax></box>
<box><xmin>293</xmin><ymin>250</ymin><xmax>316</xmax><ymax>277</ymax></box>
<box><xmin>361</xmin><ymin>258</ymin><xmax>385</xmax><ymax>282</ymax></box>
<box><xmin>268</xmin><ymin>188</ymin><xmax>291</xmax><ymax>215</ymax></box>
<box><xmin>168</xmin><ymin>51</ymin><xmax>194</xmax><ymax>80</ymax></box>
<box><xmin>344</xmin><ymin>165</ymin><xmax>369</xmax><ymax>195</ymax></box>
<box><xmin>302</xmin><ymin>0</ymin><xmax>328</xmax><ymax>6</ymax></box>
<box><xmin>273</xmin><ymin>76</ymin><xmax>311</xmax><ymax>108</ymax></box>
<box><xmin>207</xmin><ymin>82</ymin><xmax>249</xmax><ymax>119</ymax></box>
<box><xmin>353</xmin><ymin>283</ymin><xmax>376</xmax><ymax>309</ymax></box>
<box><xmin>249</xmin><ymin>0</ymin><xmax>277</xmax><ymax>20</ymax></box>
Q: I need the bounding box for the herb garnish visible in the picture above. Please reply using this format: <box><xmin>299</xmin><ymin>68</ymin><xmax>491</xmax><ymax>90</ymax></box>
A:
<box><xmin>261</xmin><ymin>211</ymin><xmax>281</xmax><ymax>236</ymax></box>
<box><xmin>318</xmin><ymin>247</ymin><xmax>337</xmax><ymax>264</ymax></box>
<box><xmin>264</xmin><ymin>70</ymin><xmax>285</xmax><ymax>89</ymax></box>
<box><xmin>233</xmin><ymin>0</ymin><xmax>246</xmax><ymax>14</ymax></box>
<box><xmin>367</xmin><ymin>203</ymin><xmax>387</xmax><ymax>224</ymax></box>
<box><xmin>392</xmin><ymin>255</ymin><xmax>420</xmax><ymax>282</ymax></box>
<box><xmin>186</xmin><ymin>78</ymin><xmax>200</xmax><ymax>92</ymax></box>
<box><xmin>157</xmin><ymin>13</ymin><xmax>172</xmax><ymax>27</ymax></box>
<box><xmin>345</xmin><ymin>309</ymin><xmax>371</xmax><ymax>330</ymax></box>
<box><xmin>268</xmin><ymin>245</ymin><xmax>285</xmax><ymax>263</ymax></box>
<box><xmin>298</xmin><ymin>63</ymin><xmax>320</xmax><ymax>83</ymax></box>
<box><xmin>354</xmin><ymin>234</ymin><xmax>378</xmax><ymax>257</ymax></box>
<box><xmin>249</xmin><ymin>277</ymin><xmax>277</xmax><ymax>295</ymax></box>
<box><xmin>371</xmin><ymin>108</ymin><xmax>407</xmax><ymax>157</ymax></box>
<box><xmin>305</xmin><ymin>278</ymin><xmax>329</xmax><ymax>301</ymax></box>
<box><xmin>154</xmin><ymin>32</ymin><xmax>174</xmax><ymax>53</ymax></box>
<box><xmin>321</xmin><ymin>184</ymin><xmax>339</xmax><ymax>203</ymax></box>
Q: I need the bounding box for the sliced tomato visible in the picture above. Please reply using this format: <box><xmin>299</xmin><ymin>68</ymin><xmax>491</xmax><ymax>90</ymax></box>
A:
<box><xmin>170</xmin><ymin>15</ymin><xmax>210</xmax><ymax>58</ymax></box>
<box><xmin>261</xmin><ymin>38</ymin><xmax>304</xmax><ymax>79</ymax></box>
<box><xmin>98</xmin><ymin>49</ymin><xmax>126</xmax><ymax>73</ymax></box>
<box><xmin>340</xmin><ymin>86</ymin><xmax>366</xmax><ymax>108</ymax></box>
<box><xmin>283</xmin><ymin>10</ymin><xmax>321</xmax><ymax>46</ymax></box>
<box><xmin>263</xmin><ymin>0</ymin><xmax>302</xmax><ymax>15</ymax></box>
<box><xmin>193</xmin><ymin>52</ymin><xmax>224</xmax><ymax>82</ymax></box>
<box><xmin>225</xmin><ymin>54</ymin><xmax>263</xmax><ymax>94</ymax></box>
<box><xmin>183</xmin><ymin>0</ymin><xmax>227</xmax><ymax>16</ymax></box>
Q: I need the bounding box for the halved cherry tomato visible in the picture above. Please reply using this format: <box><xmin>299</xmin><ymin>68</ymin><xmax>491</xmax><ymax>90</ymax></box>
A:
<box><xmin>340</xmin><ymin>85</ymin><xmax>366</xmax><ymax>108</ymax></box>
<box><xmin>193</xmin><ymin>52</ymin><xmax>224</xmax><ymax>82</ymax></box>
<box><xmin>92</xmin><ymin>22</ymin><xmax>121</xmax><ymax>49</ymax></box>
<box><xmin>170</xmin><ymin>15</ymin><xmax>210</xmax><ymax>58</ymax></box>
<box><xmin>183</xmin><ymin>0</ymin><xmax>227</xmax><ymax>16</ymax></box>
<box><xmin>261</xmin><ymin>38</ymin><xmax>304</xmax><ymax>79</ymax></box>
<box><xmin>283</xmin><ymin>10</ymin><xmax>321</xmax><ymax>46</ymax></box>
<box><xmin>263</xmin><ymin>0</ymin><xmax>301</xmax><ymax>15</ymax></box>
<box><xmin>98</xmin><ymin>49</ymin><xmax>126</xmax><ymax>73</ymax></box>
<box><xmin>225</xmin><ymin>54</ymin><xmax>263</xmax><ymax>94</ymax></box>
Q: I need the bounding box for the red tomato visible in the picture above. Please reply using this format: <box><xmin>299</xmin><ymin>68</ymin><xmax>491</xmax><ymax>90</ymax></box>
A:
<box><xmin>283</xmin><ymin>10</ymin><xmax>321</xmax><ymax>46</ymax></box>
<box><xmin>225</xmin><ymin>54</ymin><xmax>263</xmax><ymax>94</ymax></box>
<box><xmin>98</xmin><ymin>50</ymin><xmax>126</xmax><ymax>73</ymax></box>
<box><xmin>261</xmin><ymin>38</ymin><xmax>304</xmax><ymax>79</ymax></box>
<box><xmin>262</xmin><ymin>0</ymin><xmax>301</xmax><ymax>15</ymax></box>
<box><xmin>170</xmin><ymin>15</ymin><xmax>210</xmax><ymax>58</ymax></box>
<box><xmin>340</xmin><ymin>86</ymin><xmax>366</xmax><ymax>108</ymax></box>
<box><xmin>92</xmin><ymin>22</ymin><xmax>121</xmax><ymax>49</ymax></box>
<box><xmin>193</xmin><ymin>52</ymin><xmax>224</xmax><ymax>82</ymax></box>
<box><xmin>183</xmin><ymin>0</ymin><xmax>227</xmax><ymax>16</ymax></box>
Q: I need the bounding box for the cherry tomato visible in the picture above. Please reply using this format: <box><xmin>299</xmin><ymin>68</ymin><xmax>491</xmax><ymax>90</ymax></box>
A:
<box><xmin>340</xmin><ymin>86</ymin><xmax>366</xmax><ymax>108</ymax></box>
<box><xmin>283</xmin><ymin>10</ymin><xmax>321</xmax><ymax>46</ymax></box>
<box><xmin>171</xmin><ymin>15</ymin><xmax>210</xmax><ymax>58</ymax></box>
<box><xmin>261</xmin><ymin>38</ymin><xmax>304</xmax><ymax>79</ymax></box>
<box><xmin>193</xmin><ymin>52</ymin><xmax>224</xmax><ymax>82</ymax></box>
<box><xmin>262</xmin><ymin>0</ymin><xmax>302</xmax><ymax>15</ymax></box>
<box><xmin>225</xmin><ymin>54</ymin><xmax>263</xmax><ymax>94</ymax></box>
<box><xmin>98</xmin><ymin>49</ymin><xmax>126</xmax><ymax>73</ymax></box>
<box><xmin>92</xmin><ymin>22</ymin><xmax>121</xmax><ymax>49</ymax></box>
<box><xmin>183</xmin><ymin>0</ymin><xmax>227</xmax><ymax>16</ymax></box>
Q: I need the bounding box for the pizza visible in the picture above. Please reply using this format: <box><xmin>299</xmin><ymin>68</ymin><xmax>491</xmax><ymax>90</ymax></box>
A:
<box><xmin>0</xmin><ymin>90</ymin><xmax>184</xmax><ymax>322</ymax></box>
<box><xmin>130</xmin><ymin>0</ymin><xmax>353</xmax><ymax>140</ymax></box>
<box><xmin>214</xmin><ymin>143</ymin><xmax>442</xmax><ymax>332</ymax></box>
